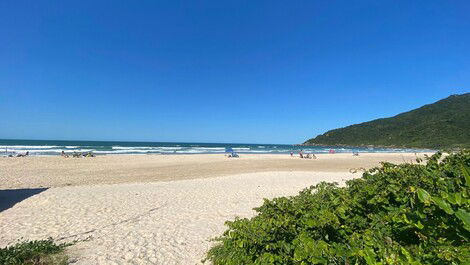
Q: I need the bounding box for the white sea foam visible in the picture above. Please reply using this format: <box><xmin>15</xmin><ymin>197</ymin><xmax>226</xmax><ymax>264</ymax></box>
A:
<box><xmin>174</xmin><ymin>150</ymin><xmax>207</xmax><ymax>154</ymax></box>
<box><xmin>192</xmin><ymin>147</ymin><xmax>225</xmax><ymax>150</ymax></box>
<box><xmin>94</xmin><ymin>150</ymin><xmax>157</xmax><ymax>154</ymax></box>
<box><xmin>6</xmin><ymin>149</ymin><xmax>93</xmax><ymax>154</ymax></box>
<box><xmin>112</xmin><ymin>146</ymin><xmax>153</xmax><ymax>150</ymax></box>
<box><xmin>158</xmin><ymin>147</ymin><xmax>184</xmax><ymax>150</ymax></box>
<box><xmin>112</xmin><ymin>146</ymin><xmax>182</xmax><ymax>150</ymax></box>
<box><xmin>0</xmin><ymin>143</ymin><xmax>431</xmax><ymax>156</ymax></box>
<box><xmin>186</xmin><ymin>150</ymin><xmax>225</xmax><ymax>153</ymax></box>
<box><xmin>240</xmin><ymin>150</ymin><xmax>270</xmax><ymax>153</ymax></box>
<box><xmin>4</xmin><ymin>149</ymin><xmax>61</xmax><ymax>153</ymax></box>
<box><xmin>0</xmin><ymin>145</ymin><xmax>60</xmax><ymax>149</ymax></box>
<box><xmin>233</xmin><ymin>148</ymin><xmax>250</xmax><ymax>151</ymax></box>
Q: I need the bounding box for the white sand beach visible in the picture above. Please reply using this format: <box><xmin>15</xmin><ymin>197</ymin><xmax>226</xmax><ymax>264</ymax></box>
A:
<box><xmin>0</xmin><ymin>153</ymin><xmax>426</xmax><ymax>189</ymax></box>
<box><xmin>0</xmin><ymin>153</ymin><xmax>430</xmax><ymax>264</ymax></box>
<box><xmin>0</xmin><ymin>171</ymin><xmax>357</xmax><ymax>264</ymax></box>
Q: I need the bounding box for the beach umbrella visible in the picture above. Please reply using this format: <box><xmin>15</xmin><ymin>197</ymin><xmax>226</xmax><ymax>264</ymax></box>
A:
<box><xmin>225</xmin><ymin>147</ymin><xmax>234</xmax><ymax>153</ymax></box>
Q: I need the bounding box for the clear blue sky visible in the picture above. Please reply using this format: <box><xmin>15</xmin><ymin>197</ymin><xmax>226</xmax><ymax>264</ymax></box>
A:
<box><xmin>0</xmin><ymin>1</ymin><xmax>469</xmax><ymax>144</ymax></box>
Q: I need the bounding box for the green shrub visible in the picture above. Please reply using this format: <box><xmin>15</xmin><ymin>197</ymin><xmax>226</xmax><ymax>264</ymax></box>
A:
<box><xmin>0</xmin><ymin>238</ymin><xmax>70</xmax><ymax>265</ymax></box>
<box><xmin>206</xmin><ymin>150</ymin><xmax>470</xmax><ymax>264</ymax></box>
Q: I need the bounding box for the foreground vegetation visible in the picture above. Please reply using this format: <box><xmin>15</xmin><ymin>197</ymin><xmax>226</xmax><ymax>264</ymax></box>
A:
<box><xmin>207</xmin><ymin>150</ymin><xmax>470</xmax><ymax>264</ymax></box>
<box><xmin>0</xmin><ymin>239</ymin><xmax>70</xmax><ymax>265</ymax></box>
<box><xmin>304</xmin><ymin>93</ymin><xmax>470</xmax><ymax>149</ymax></box>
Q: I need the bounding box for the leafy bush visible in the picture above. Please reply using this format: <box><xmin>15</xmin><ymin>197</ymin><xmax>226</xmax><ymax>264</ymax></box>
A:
<box><xmin>206</xmin><ymin>151</ymin><xmax>470</xmax><ymax>264</ymax></box>
<box><xmin>0</xmin><ymin>238</ymin><xmax>70</xmax><ymax>265</ymax></box>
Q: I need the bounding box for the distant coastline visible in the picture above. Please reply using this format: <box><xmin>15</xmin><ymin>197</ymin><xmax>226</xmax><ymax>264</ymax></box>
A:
<box><xmin>298</xmin><ymin>142</ymin><xmax>436</xmax><ymax>151</ymax></box>
<box><xmin>304</xmin><ymin>93</ymin><xmax>470</xmax><ymax>149</ymax></box>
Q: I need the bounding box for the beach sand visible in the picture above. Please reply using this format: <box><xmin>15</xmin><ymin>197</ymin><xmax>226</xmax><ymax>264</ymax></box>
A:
<box><xmin>0</xmin><ymin>153</ymin><xmax>427</xmax><ymax>189</ymax></box>
<box><xmin>0</xmin><ymin>153</ymin><xmax>430</xmax><ymax>264</ymax></box>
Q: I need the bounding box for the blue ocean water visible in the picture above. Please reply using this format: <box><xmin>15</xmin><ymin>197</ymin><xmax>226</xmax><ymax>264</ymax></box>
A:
<box><xmin>0</xmin><ymin>139</ymin><xmax>432</xmax><ymax>156</ymax></box>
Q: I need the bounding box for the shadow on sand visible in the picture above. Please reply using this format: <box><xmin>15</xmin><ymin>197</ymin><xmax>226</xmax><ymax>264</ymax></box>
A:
<box><xmin>0</xmin><ymin>188</ymin><xmax>48</xmax><ymax>212</ymax></box>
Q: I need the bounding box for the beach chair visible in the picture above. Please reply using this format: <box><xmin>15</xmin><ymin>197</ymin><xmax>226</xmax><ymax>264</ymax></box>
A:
<box><xmin>230</xmin><ymin>152</ymin><xmax>239</xmax><ymax>158</ymax></box>
<box><xmin>353</xmin><ymin>151</ymin><xmax>359</xmax><ymax>156</ymax></box>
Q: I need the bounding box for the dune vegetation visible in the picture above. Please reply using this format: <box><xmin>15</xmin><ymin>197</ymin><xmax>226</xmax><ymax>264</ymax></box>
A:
<box><xmin>0</xmin><ymin>239</ymin><xmax>71</xmax><ymax>265</ymax></box>
<box><xmin>206</xmin><ymin>150</ymin><xmax>470</xmax><ymax>264</ymax></box>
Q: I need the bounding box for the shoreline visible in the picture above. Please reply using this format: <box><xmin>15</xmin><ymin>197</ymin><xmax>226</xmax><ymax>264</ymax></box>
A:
<box><xmin>0</xmin><ymin>150</ymin><xmax>432</xmax><ymax>158</ymax></box>
<box><xmin>1</xmin><ymin>139</ymin><xmax>434</xmax><ymax>157</ymax></box>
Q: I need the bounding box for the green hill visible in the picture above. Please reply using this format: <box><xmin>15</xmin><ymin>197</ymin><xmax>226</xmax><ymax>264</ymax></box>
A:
<box><xmin>304</xmin><ymin>93</ymin><xmax>470</xmax><ymax>149</ymax></box>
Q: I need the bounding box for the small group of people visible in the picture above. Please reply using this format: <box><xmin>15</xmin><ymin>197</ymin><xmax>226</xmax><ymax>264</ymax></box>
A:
<box><xmin>18</xmin><ymin>151</ymin><xmax>29</xmax><ymax>157</ymax></box>
<box><xmin>62</xmin><ymin>151</ymin><xmax>95</xmax><ymax>158</ymax></box>
<box><xmin>226</xmin><ymin>152</ymin><xmax>239</xmax><ymax>158</ymax></box>
<box><xmin>4</xmin><ymin>151</ymin><xmax>29</xmax><ymax>157</ymax></box>
<box><xmin>291</xmin><ymin>150</ymin><xmax>317</xmax><ymax>159</ymax></box>
<box><xmin>14</xmin><ymin>151</ymin><xmax>29</xmax><ymax>157</ymax></box>
<box><xmin>289</xmin><ymin>149</ymin><xmax>359</xmax><ymax>158</ymax></box>
<box><xmin>225</xmin><ymin>147</ymin><xmax>239</xmax><ymax>158</ymax></box>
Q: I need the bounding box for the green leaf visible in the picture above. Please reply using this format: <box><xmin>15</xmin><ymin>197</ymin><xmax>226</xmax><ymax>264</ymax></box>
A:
<box><xmin>455</xmin><ymin>209</ymin><xmax>470</xmax><ymax>228</ymax></box>
<box><xmin>363</xmin><ymin>248</ymin><xmax>376</xmax><ymax>265</ymax></box>
<box><xmin>237</xmin><ymin>241</ymin><xmax>244</xmax><ymax>248</ymax></box>
<box><xmin>414</xmin><ymin>221</ymin><xmax>424</xmax><ymax>230</ymax></box>
<box><xmin>462</xmin><ymin>164</ymin><xmax>470</xmax><ymax>187</ymax></box>
<box><xmin>401</xmin><ymin>247</ymin><xmax>415</xmax><ymax>263</ymax></box>
<box><xmin>454</xmin><ymin>192</ymin><xmax>462</xmax><ymax>205</ymax></box>
<box><xmin>432</xmin><ymin>197</ymin><xmax>454</xmax><ymax>214</ymax></box>
<box><xmin>460</xmin><ymin>258</ymin><xmax>470</xmax><ymax>265</ymax></box>
<box><xmin>304</xmin><ymin>219</ymin><xmax>316</xmax><ymax>227</ymax></box>
<box><xmin>402</xmin><ymin>214</ymin><xmax>410</xmax><ymax>224</ymax></box>
<box><xmin>417</xmin><ymin>188</ymin><xmax>431</xmax><ymax>203</ymax></box>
